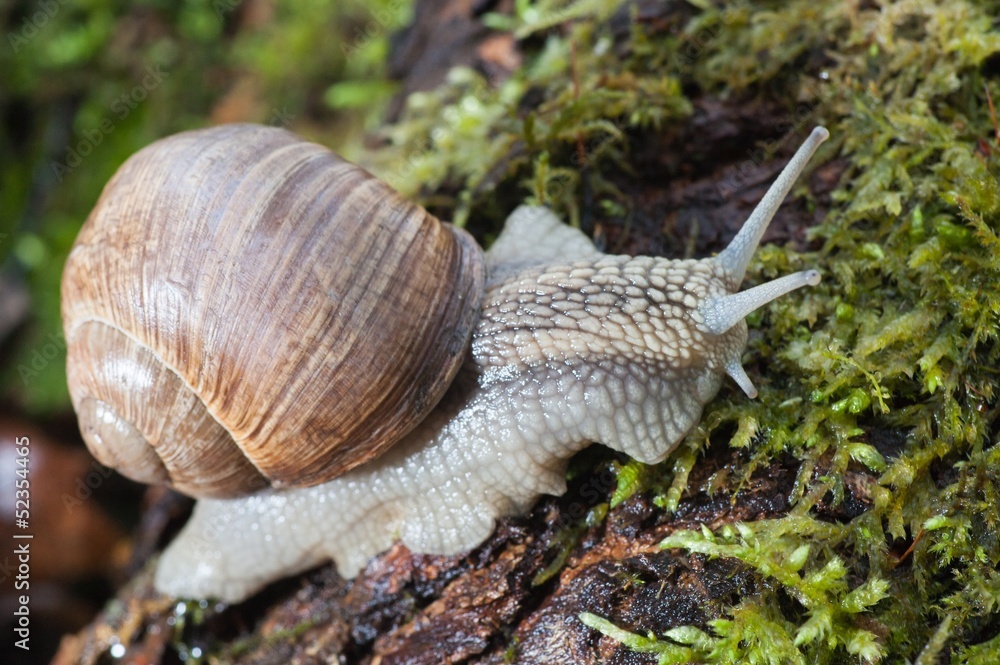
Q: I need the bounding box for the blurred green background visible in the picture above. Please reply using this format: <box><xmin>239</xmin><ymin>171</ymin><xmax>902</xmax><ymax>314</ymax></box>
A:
<box><xmin>1</xmin><ymin>0</ymin><xmax>407</xmax><ymax>415</ymax></box>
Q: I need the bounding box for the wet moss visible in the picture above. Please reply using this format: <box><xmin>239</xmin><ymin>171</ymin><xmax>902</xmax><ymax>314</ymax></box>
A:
<box><xmin>371</xmin><ymin>0</ymin><xmax>1000</xmax><ymax>661</ymax></box>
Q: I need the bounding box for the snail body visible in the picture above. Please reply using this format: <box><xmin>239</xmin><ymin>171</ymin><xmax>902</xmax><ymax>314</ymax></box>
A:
<box><xmin>62</xmin><ymin>124</ymin><xmax>828</xmax><ymax>602</ymax></box>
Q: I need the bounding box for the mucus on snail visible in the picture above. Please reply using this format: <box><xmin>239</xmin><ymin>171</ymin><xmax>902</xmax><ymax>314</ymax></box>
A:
<box><xmin>61</xmin><ymin>123</ymin><xmax>828</xmax><ymax>602</ymax></box>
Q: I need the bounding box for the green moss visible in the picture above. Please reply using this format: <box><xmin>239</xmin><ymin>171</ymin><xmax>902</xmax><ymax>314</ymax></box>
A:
<box><xmin>654</xmin><ymin>521</ymin><xmax>890</xmax><ymax>663</ymax></box>
<box><xmin>610</xmin><ymin>458</ymin><xmax>648</xmax><ymax>508</ymax></box>
<box><xmin>369</xmin><ymin>0</ymin><xmax>691</xmax><ymax>227</ymax></box>
<box><xmin>222</xmin><ymin>616</ymin><xmax>320</xmax><ymax>659</ymax></box>
<box><xmin>372</xmin><ymin>0</ymin><xmax>1000</xmax><ymax>661</ymax></box>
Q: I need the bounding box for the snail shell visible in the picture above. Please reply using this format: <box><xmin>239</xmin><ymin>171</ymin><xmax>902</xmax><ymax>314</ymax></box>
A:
<box><xmin>61</xmin><ymin>124</ymin><xmax>484</xmax><ymax>498</ymax></box>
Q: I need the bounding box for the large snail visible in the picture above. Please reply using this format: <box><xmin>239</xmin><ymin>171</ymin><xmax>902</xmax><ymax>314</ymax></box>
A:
<box><xmin>62</xmin><ymin>123</ymin><xmax>828</xmax><ymax>602</ymax></box>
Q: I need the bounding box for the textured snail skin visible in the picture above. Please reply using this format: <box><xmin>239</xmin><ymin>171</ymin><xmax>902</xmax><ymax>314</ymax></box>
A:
<box><xmin>155</xmin><ymin>127</ymin><xmax>827</xmax><ymax>602</ymax></box>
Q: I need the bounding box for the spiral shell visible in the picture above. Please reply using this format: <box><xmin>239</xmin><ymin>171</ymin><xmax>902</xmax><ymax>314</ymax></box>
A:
<box><xmin>61</xmin><ymin>124</ymin><xmax>484</xmax><ymax>498</ymax></box>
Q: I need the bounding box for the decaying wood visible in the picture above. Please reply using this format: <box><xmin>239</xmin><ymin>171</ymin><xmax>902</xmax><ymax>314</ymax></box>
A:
<box><xmin>55</xmin><ymin>434</ymin><xmax>872</xmax><ymax>665</ymax></box>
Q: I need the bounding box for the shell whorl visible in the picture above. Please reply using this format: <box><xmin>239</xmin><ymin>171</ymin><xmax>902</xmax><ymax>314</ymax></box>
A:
<box><xmin>67</xmin><ymin>321</ymin><xmax>268</xmax><ymax>496</ymax></box>
<box><xmin>61</xmin><ymin>124</ymin><xmax>485</xmax><ymax>498</ymax></box>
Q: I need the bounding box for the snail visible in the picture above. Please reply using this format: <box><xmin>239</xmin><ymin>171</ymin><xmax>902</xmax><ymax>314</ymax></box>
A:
<box><xmin>62</xmin><ymin>123</ymin><xmax>828</xmax><ymax>603</ymax></box>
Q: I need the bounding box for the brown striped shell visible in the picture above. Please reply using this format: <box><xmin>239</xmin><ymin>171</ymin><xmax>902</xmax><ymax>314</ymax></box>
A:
<box><xmin>61</xmin><ymin>124</ymin><xmax>485</xmax><ymax>499</ymax></box>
